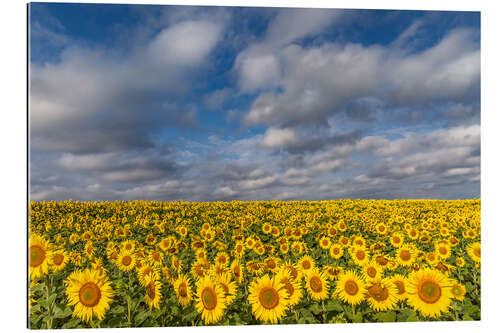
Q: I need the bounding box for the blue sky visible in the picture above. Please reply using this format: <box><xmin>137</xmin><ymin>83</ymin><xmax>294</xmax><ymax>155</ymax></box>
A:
<box><xmin>29</xmin><ymin>3</ymin><xmax>480</xmax><ymax>201</ymax></box>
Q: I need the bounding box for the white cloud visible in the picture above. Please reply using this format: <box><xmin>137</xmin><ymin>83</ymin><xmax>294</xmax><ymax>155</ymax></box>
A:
<box><xmin>241</xmin><ymin>27</ymin><xmax>479</xmax><ymax>127</ymax></box>
<box><xmin>240</xmin><ymin>175</ymin><xmax>277</xmax><ymax>190</ymax></box>
<box><xmin>260</xmin><ymin>127</ymin><xmax>299</xmax><ymax>148</ymax></box>
<box><xmin>147</xmin><ymin>20</ymin><xmax>222</xmax><ymax>67</ymax></box>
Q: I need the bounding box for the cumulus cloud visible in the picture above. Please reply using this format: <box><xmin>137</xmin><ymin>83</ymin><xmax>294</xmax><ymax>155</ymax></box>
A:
<box><xmin>241</xmin><ymin>27</ymin><xmax>479</xmax><ymax>128</ymax></box>
<box><xmin>30</xmin><ymin>16</ymin><xmax>225</xmax><ymax>154</ymax></box>
<box><xmin>29</xmin><ymin>7</ymin><xmax>480</xmax><ymax>202</ymax></box>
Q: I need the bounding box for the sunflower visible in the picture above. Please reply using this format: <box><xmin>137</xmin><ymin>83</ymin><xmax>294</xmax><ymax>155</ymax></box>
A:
<box><xmin>334</xmin><ymin>270</ymin><xmax>366</xmax><ymax>306</ymax></box>
<box><xmin>174</xmin><ymin>273</ymin><xmax>193</xmax><ymax>307</ymax></box>
<box><xmin>233</xmin><ymin>242</ymin><xmax>245</xmax><ymax>258</ymax></box>
<box><xmin>350</xmin><ymin>246</ymin><xmax>369</xmax><ymax>266</ymax></box>
<box><xmin>248</xmin><ymin>274</ymin><xmax>289</xmax><ymax>324</ymax></box>
<box><xmin>304</xmin><ymin>268</ymin><xmax>329</xmax><ymax>301</ymax></box>
<box><xmin>466</xmin><ymin>242</ymin><xmax>481</xmax><ymax>263</ymax></box>
<box><xmin>406</xmin><ymin>268</ymin><xmax>453</xmax><ymax>318</ymax></box>
<box><xmin>214</xmin><ymin>252</ymin><xmax>230</xmax><ymax>268</ymax></box>
<box><xmin>362</xmin><ymin>261</ymin><xmax>383</xmax><ymax>282</ymax></box>
<box><xmin>247</xmin><ymin>260</ymin><xmax>264</xmax><ymax>275</ymax></box>
<box><xmin>195</xmin><ymin>275</ymin><xmax>227</xmax><ymax>324</ymax></box>
<box><xmin>456</xmin><ymin>257</ymin><xmax>465</xmax><ymax>267</ymax></box>
<box><xmin>29</xmin><ymin>233</ymin><xmax>51</xmax><ymax>279</ymax></box>
<box><xmin>50</xmin><ymin>249</ymin><xmax>69</xmax><ymax>273</ymax></box>
<box><xmin>215</xmin><ymin>272</ymin><xmax>237</xmax><ymax>306</ymax></box>
<box><xmin>389</xmin><ymin>233</ymin><xmax>404</xmax><ymax>248</ymax></box>
<box><xmin>121</xmin><ymin>240</ymin><xmax>135</xmax><ymax>252</ymax></box>
<box><xmin>230</xmin><ymin>260</ymin><xmax>244</xmax><ymax>283</ymax></box>
<box><xmin>449</xmin><ymin>281</ymin><xmax>466</xmax><ymax>301</ymax></box>
<box><xmin>298</xmin><ymin>255</ymin><xmax>315</xmax><ymax>276</ymax></box>
<box><xmin>425</xmin><ymin>252</ymin><xmax>439</xmax><ymax>266</ymax></box>
<box><xmin>329</xmin><ymin>243</ymin><xmax>344</xmax><ymax>259</ymax></box>
<box><xmin>281</xmin><ymin>261</ymin><xmax>300</xmax><ymax>281</ymax></box>
<box><xmin>137</xmin><ymin>265</ymin><xmax>159</xmax><ymax>287</ymax></box>
<box><xmin>148</xmin><ymin>249</ymin><xmax>163</xmax><ymax>267</ymax></box>
<box><xmin>262</xmin><ymin>222</ymin><xmax>272</xmax><ymax>234</ymax></box>
<box><xmin>323</xmin><ymin>265</ymin><xmax>344</xmax><ymax>281</ymax></box>
<box><xmin>390</xmin><ymin>274</ymin><xmax>408</xmax><ymax>301</ymax></box>
<box><xmin>276</xmin><ymin>268</ymin><xmax>302</xmax><ymax>306</ymax></box>
<box><xmin>191</xmin><ymin>258</ymin><xmax>210</xmax><ymax>280</ymax></box>
<box><xmin>144</xmin><ymin>272</ymin><xmax>162</xmax><ymax>310</ymax></box>
<box><xmin>171</xmin><ymin>256</ymin><xmax>183</xmax><ymax>273</ymax></box>
<box><xmin>65</xmin><ymin>268</ymin><xmax>114</xmax><ymax>323</ymax></box>
<box><xmin>375</xmin><ymin>222</ymin><xmax>388</xmax><ymax>236</ymax></box>
<box><xmin>116</xmin><ymin>251</ymin><xmax>136</xmax><ymax>272</ymax></box>
<box><xmin>407</xmin><ymin>228</ymin><xmax>419</xmax><ymax>240</ymax></box>
<box><xmin>319</xmin><ymin>236</ymin><xmax>332</xmax><ymax>250</ymax></box>
<box><xmin>264</xmin><ymin>256</ymin><xmax>281</xmax><ymax>273</ymax></box>
<box><xmin>365</xmin><ymin>278</ymin><xmax>398</xmax><ymax>311</ymax></box>
<box><xmin>396</xmin><ymin>245</ymin><xmax>415</xmax><ymax>267</ymax></box>
<box><xmin>245</xmin><ymin>237</ymin><xmax>256</xmax><ymax>249</ymax></box>
<box><xmin>435</xmin><ymin>243</ymin><xmax>451</xmax><ymax>260</ymax></box>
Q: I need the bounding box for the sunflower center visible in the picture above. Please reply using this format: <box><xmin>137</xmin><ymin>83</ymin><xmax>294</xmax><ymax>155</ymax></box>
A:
<box><xmin>376</xmin><ymin>256</ymin><xmax>388</xmax><ymax>266</ymax></box>
<box><xmin>400</xmin><ymin>250</ymin><xmax>411</xmax><ymax>261</ymax></box>
<box><xmin>147</xmin><ymin>281</ymin><xmax>156</xmax><ymax>299</ymax></box>
<box><xmin>259</xmin><ymin>287</ymin><xmax>280</xmax><ymax>309</ymax></box>
<box><xmin>125</xmin><ymin>244</ymin><xmax>132</xmax><ymax>250</ymax></box>
<box><xmin>367</xmin><ymin>267</ymin><xmax>377</xmax><ymax>278</ymax></box>
<box><xmin>201</xmin><ymin>287</ymin><xmax>218</xmax><ymax>310</ymax></box>
<box><xmin>368</xmin><ymin>283</ymin><xmax>389</xmax><ymax>302</ymax></box>
<box><xmin>79</xmin><ymin>282</ymin><xmax>102</xmax><ymax>307</ymax></box>
<box><xmin>288</xmin><ymin>266</ymin><xmax>298</xmax><ymax>280</ymax></box>
<box><xmin>122</xmin><ymin>255</ymin><xmax>132</xmax><ymax>266</ymax></box>
<box><xmin>451</xmin><ymin>286</ymin><xmax>461</xmax><ymax>296</ymax></box>
<box><xmin>310</xmin><ymin>276</ymin><xmax>323</xmax><ymax>293</ymax></box>
<box><xmin>333</xmin><ymin>248</ymin><xmax>340</xmax><ymax>255</ymax></box>
<box><xmin>179</xmin><ymin>282</ymin><xmax>188</xmax><ymax>297</ymax></box>
<box><xmin>267</xmin><ymin>260</ymin><xmax>276</xmax><ymax>269</ymax></box>
<box><xmin>474</xmin><ymin>247</ymin><xmax>481</xmax><ymax>257</ymax></box>
<box><xmin>302</xmin><ymin>260</ymin><xmax>311</xmax><ymax>270</ymax></box>
<box><xmin>30</xmin><ymin>245</ymin><xmax>46</xmax><ymax>267</ymax></box>
<box><xmin>53</xmin><ymin>253</ymin><xmax>64</xmax><ymax>266</ymax></box>
<box><xmin>344</xmin><ymin>280</ymin><xmax>359</xmax><ymax>296</ymax></box>
<box><xmin>284</xmin><ymin>281</ymin><xmax>294</xmax><ymax>296</ymax></box>
<box><xmin>394</xmin><ymin>280</ymin><xmax>405</xmax><ymax>295</ymax></box>
<box><xmin>152</xmin><ymin>252</ymin><xmax>160</xmax><ymax>262</ymax></box>
<box><xmin>355</xmin><ymin>250</ymin><xmax>365</xmax><ymax>261</ymax></box>
<box><xmin>393</xmin><ymin>236</ymin><xmax>400</xmax><ymax>243</ymax></box>
<box><xmin>439</xmin><ymin>247</ymin><xmax>447</xmax><ymax>255</ymax></box>
<box><xmin>418</xmin><ymin>281</ymin><xmax>441</xmax><ymax>304</ymax></box>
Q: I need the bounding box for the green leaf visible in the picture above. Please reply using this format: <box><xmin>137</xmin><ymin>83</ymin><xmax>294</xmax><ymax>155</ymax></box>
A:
<box><xmin>53</xmin><ymin>304</ymin><xmax>72</xmax><ymax>318</ymax></box>
<box><xmin>352</xmin><ymin>312</ymin><xmax>363</xmax><ymax>323</ymax></box>
<box><xmin>325</xmin><ymin>300</ymin><xmax>344</xmax><ymax>312</ymax></box>
<box><xmin>61</xmin><ymin>317</ymin><xmax>80</xmax><ymax>329</ymax></box>
<box><xmin>110</xmin><ymin>305</ymin><xmax>125</xmax><ymax>315</ymax></box>
<box><xmin>310</xmin><ymin>303</ymin><xmax>322</xmax><ymax>315</ymax></box>
<box><xmin>374</xmin><ymin>311</ymin><xmax>396</xmax><ymax>322</ymax></box>
<box><xmin>397</xmin><ymin>309</ymin><xmax>419</xmax><ymax>322</ymax></box>
<box><xmin>134</xmin><ymin>310</ymin><xmax>150</xmax><ymax>326</ymax></box>
<box><xmin>30</xmin><ymin>283</ymin><xmax>46</xmax><ymax>293</ymax></box>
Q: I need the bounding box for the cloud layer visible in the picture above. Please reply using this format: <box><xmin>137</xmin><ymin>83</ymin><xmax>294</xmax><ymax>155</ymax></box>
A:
<box><xmin>29</xmin><ymin>5</ymin><xmax>480</xmax><ymax>201</ymax></box>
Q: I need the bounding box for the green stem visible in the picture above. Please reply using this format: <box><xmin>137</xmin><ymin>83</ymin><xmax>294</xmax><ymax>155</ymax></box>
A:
<box><xmin>45</xmin><ymin>275</ymin><xmax>54</xmax><ymax>329</ymax></box>
<box><xmin>127</xmin><ymin>271</ymin><xmax>132</xmax><ymax>327</ymax></box>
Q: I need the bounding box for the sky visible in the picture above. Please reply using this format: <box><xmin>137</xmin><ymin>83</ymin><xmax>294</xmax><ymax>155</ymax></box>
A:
<box><xmin>28</xmin><ymin>2</ymin><xmax>481</xmax><ymax>201</ymax></box>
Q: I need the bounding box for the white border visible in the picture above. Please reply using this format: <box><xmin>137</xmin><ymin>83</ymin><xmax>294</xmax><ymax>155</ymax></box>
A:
<box><xmin>2</xmin><ymin>0</ymin><xmax>499</xmax><ymax>332</ymax></box>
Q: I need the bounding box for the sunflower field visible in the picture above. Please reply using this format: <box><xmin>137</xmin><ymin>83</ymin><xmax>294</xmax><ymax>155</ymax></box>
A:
<box><xmin>28</xmin><ymin>199</ymin><xmax>481</xmax><ymax>329</ymax></box>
